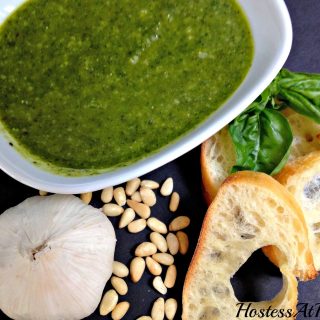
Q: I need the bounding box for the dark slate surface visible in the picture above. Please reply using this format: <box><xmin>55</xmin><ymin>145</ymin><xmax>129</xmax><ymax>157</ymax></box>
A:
<box><xmin>1</xmin><ymin>0</ymin><xmax>320</xmax><ymax>319</ymax></box>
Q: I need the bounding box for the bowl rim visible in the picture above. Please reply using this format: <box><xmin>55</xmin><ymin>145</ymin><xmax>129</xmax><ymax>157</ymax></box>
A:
<box><xmin>0</xmin><ymin>0</ymin><xmax>293</xmax><ymax>193</ymax></box>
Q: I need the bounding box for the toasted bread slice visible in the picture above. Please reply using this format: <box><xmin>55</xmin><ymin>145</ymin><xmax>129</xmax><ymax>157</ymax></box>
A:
<box><xmin>275</xmin><ymin>151</ymin><xmax>320</xmax><ymax>270</ymax></box>
<box><xmin>201</xmin><ymin>127</ymin><xmax>235</xmax><ymax>204</ymax></box>
<box><xmin>182</xmin><ymin>171</ymin><xmax>316</xmax><ymax>320</ymax></box>
<box><xmin>201</xmin><ymin>110</ymin><xmax>320</xmax><ymax>204</ymax></box>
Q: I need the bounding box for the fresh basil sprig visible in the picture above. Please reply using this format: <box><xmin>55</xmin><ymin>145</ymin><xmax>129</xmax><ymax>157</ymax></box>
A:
<box><xmin>229</xmin><ymin>88</ymin><xmax>293</xmax><ymax>175</ymax></box>
<box><xmin>272</xmin><ymin>69</ymin><xmax>320</xmax><ymax>123</ymax></box>
<box><xmin>229</xmin><ymin>68</ymin><xmax>320</xmax><ymax>175</ymax></box>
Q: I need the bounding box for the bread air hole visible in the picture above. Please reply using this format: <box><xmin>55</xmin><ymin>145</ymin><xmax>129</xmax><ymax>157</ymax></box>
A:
<box><xmin>277</xmin><ymin>206</ymin><xmax>284</xmax><ymax>214</ymax></box>
<box><xmin>216</xmin><ymin>155</ymin><xmax>223</xmax><ymax>163</ymax></box>
<box><xmin>230</xmin><ymin>249</ymin><xmax>283</xmax><ymax>302</ymax></box>
<box><xmin>199</xmin><ymin>306</ymin><xmax>220</xmax><ymax>320</ymax></box>
<box><xmin>312</xmin><ymin>222</ymin><xmax>320</xmax><ymax>233</ymax></box>
<box><xmin>198</xmin><ymin>282</ymin><xmax>230</xmax><ymax>298</ymax></box>
<box><xmin>189</xmin><ymin>303</ymin><xmax>197</xmax><ymax>311</ymax></box>
<box><xmin>267</xmin><ymin>198</ymin><xmax>277</xmax><ymax>208</ymax></box>
<box><xmin>234</xmin><ymin>206</ymin><xmax>260</xmax><ymax>239</ymax></box>
<box><xmin>208</xmin><ymin>249</ymin><xmax>222</xmax><ymax>261</ymax></box>
<box><xmin>304</xmin><ymin>175</ymin><xmax>320</xmax><ymax>200</ymax></box>
<box><xmin>305</xmin><ymin>133</ymin><xmax>314</xmax><ymax>142</ymax></box>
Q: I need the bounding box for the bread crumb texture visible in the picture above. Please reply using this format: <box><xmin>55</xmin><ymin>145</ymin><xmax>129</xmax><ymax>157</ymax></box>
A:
<box><xmin>182</xmin><ymin>171</ymin><xmax>316</xmax><ymax>320</ymax></box>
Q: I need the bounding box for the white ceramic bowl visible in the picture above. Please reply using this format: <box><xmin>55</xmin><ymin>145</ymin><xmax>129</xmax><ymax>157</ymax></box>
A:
<box><xmin>0</xmin><ymin>0</ymin><xmax>292</xmax><ymax>194</ymax></box>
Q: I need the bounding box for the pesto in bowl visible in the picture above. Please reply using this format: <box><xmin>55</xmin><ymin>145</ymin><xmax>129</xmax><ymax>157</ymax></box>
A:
<box><xmin>0</xmin><ymin>0</ymin><xmax>253</xmax><ymax>174</ymax></box>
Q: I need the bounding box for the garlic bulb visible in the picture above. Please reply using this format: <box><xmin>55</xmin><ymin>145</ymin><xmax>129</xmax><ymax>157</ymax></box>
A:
<box><xmin>0</xmin><ymin>194</ymin><xmax>116</xmax><ymax>320</ymax></box>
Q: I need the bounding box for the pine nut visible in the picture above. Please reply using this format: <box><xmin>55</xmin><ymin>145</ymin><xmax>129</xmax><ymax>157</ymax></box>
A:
<box><xmin>166</xmin><ymin>233</ymin><xmax>179</xmax><ymax>255</ymax></box>
<box><xmin>177</xmin><ymin>231</ymin><xmax>189</xmax><ymax>255</ymax></box>
<box><xmin>152</xmin><ymin>253</ymin><xmax>174</xmax><ymax>266</ymax></box>
<box><xmin>151</xmin><ymin>298</ymin><xmax>165</xmax><ymax>320</ymax></box>
<box><xmin>150</xmin><ymin>232</ymin><xmax>168</xmax><ymax>253</ymax></box>
<box><xmin>112</xmin><ymin>261</ymin><xmax>129</xmax><ymax>278</ymax></box>
<box><xmin>160</xmin><ymin>177</ymin><xmax>173</xmax><ymax>196</ymax></box>
<box><xmin>141</xmin><ymin>179</ymin><xmax>159</xmax><ymax>189</ymax></box>
<box><xmin>127</xmin><ymin>199</ymin><xmax>150</xmax><ymax>219</ymax></box>
<box><xmin>111</xmin><ymin>276</ymin><xmax>128</xmax><ymax>296</ymax></box>
<box><xmin>137</xmin><ymin>317</ymin><xmax>152</xmax><ymax>320</ymax></box>
<box><xmin>103</xmin><ymin>203</ymin><xmax>124</xmax><ymax>216</ymax></box>
<box><xmin>111</xmin><ymin>301</ymin><xmax>130</xmax><ymax>320</ymax></box>
<box><xmin>101</xmin><ymin>186</ymin><xmax>113</xmax><ymax>203</ymax></box>
<box><xmin>147</xmin><ymin>217</ymin><xmax>167</xmax><ymax>234</ymax></box>
<box><xmin>153</xmin><ymin>276</ymin><xmax>167</xmax><ymax>295</ymax></box>
<box><xmin>128</xmin><ymin>219</ymin><xmax>147</xmax><ymax>233</ymax></box>
<box><xmin>140</xmin><ymin>187</ymin><xmax>157</xmax><ymax>207</ymax></box>
<box><xmin>146</xmin><ymin>257</ymin><xmax>162</xmax><ymax>276</ymax></box>
<box><xmin>131</xmin><ymin>191</ymin><xmax>142</xmax><ymax>202</ymax></box>
<box><xmin>99</xmin><ymin>289</ymin><xmax>118</xmax><ymax>316</ymax></box>
<box><xmin>165</xmin><ymin>298</ymin><xmax>178</xmax><ymax>320</ymax></box>
<box><xmin>130</xmin><ymin>257</ymin><xmax>146</xmax><ymax>283</ymax></box>
<box><xmin>169</xmin><ymin>192</ymin><xmax>180</xmax><ymax>212</ymax></box>
<box><xmin>169</xmin><ymin>216</ymin><xmax>190</xmax><ymax>231</ymax></box>
<box><xmin>135</xmin><ymin>242</ymin><xmax>157</xmax><ymax>257</ymax></box>
<box><xmin>113</xmin><ymin>187</ymin><xmax>126</xmax><ymax>206</ymax></box>
<box><xmin>126</xmin><ymin>178</ymin><xmax>141</xmax><ymax>196</ymax></box>
<box><xmin>80</xmin><ymin>192</ymin><xmax>92</xmax><ymax>204</ymax></box>
<box><xmin>164</xmin><ymin>265</ymin><xmax>177</xmax><ymax>288</ymax></box>
<box><xmin>119</xmin><ymin>208</ymin><xmax>135</xmax><ymax>229</ymax></box>
<box><xmin>39</xmin><ymin>190</ymin><xmax>47</xmax><ymax>196</ymax></box>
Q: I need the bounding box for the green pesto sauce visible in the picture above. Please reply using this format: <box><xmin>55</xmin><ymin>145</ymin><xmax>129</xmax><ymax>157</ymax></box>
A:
<box><xmin>0</xmin><ymin>0</ymin><xmax>253</xmax><ymax>174</ymax></box>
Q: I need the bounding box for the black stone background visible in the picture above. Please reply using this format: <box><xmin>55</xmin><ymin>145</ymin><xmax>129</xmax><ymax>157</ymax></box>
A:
<box><xmin>0</xmin><ymin>0</ymin><xmax>320</xmax><ymax>319</ymax></box>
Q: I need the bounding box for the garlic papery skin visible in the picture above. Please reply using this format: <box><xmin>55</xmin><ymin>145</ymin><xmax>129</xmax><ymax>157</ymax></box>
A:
<box><xmin>0</xmin><ymin>194</ymin><xmax>116</xmax><ymax>320</ymax></box>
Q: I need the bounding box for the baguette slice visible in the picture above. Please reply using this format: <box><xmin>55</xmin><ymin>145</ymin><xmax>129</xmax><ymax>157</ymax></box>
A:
<box><xmin>275</xmin><ymin>151</ymin><xmax>320</xmax><ymax>270</ymax></box>
<box><xmin>201</xmin><ymin>111</ymin><xmax>320</xmax><ymax>204</ymax></box>
<box><xmin>182</xmin><ymin>171</ymin><xmax>316</xmax><ymax>320</ymax></box>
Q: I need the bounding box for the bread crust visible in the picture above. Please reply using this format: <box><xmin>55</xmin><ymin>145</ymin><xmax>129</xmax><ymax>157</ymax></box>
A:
<box><xmin>275</xmin><ymin>150</ymin><xmax>320</xmax><ymax>185</ymax></box>
<box><xmin>183</xmin><ymin>171</ymin><xmax>316</xmax><ymax>320</ymax></box>
<box><xmin>275</xmin><ymin>150</ymin><xmax>320</xmax><ymax>271</ymax></box>
<box><xmin>200</xmin><ymin>138</ymin><xmax>217</xmax><ymax>205</ymax></box>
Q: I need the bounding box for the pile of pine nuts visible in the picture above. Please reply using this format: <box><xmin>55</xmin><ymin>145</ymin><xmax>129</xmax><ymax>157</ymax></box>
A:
<box><xmin>40</xmin><ymin>177</ymin><xmax>189</xmax><ymax>320</ymax></box>
<box><xmin>98</xmin><ymin>177</ymin><xmax>189</xmax><ymax>320</ymax></box>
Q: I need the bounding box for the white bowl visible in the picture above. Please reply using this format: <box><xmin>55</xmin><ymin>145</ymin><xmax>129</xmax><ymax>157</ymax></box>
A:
<box><xmin>0</xmin><ymin>0</ymin><xmax>292</xmax><ymax>194</ymax></box>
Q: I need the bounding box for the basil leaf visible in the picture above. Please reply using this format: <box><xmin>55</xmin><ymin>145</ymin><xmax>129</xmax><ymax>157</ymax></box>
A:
<box><xmin>275</xmin><ymin>69</ymin><xmax>320</xmax><ymax>123</ymax></box>
<box><xmin>241</xmin><ymin>86</ymin><xmax>271</xmax><ymax>114</ymax></box>
<box><xmin>229</xmin><ymin>107</ymin><xmax>293</xmax><ymax>175</ymax></box>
